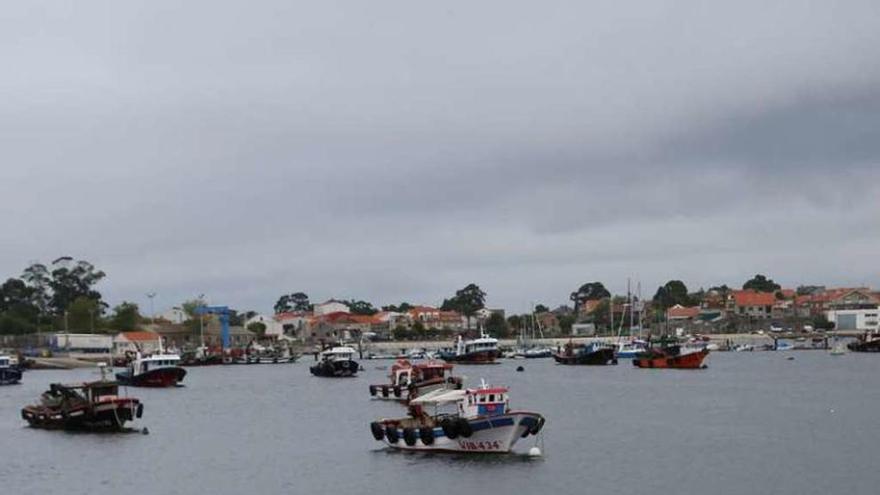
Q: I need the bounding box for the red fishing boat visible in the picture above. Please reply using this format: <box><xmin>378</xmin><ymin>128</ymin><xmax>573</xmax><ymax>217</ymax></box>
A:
<box><xmin>633</xmin><ymin>345</ymin><xmax>709</xmax><ymax>369</ymax></box>
<box><xmin>369</xmin><ymin>359</ymin><xmax>462</xmax><ymax>401</ymax></box>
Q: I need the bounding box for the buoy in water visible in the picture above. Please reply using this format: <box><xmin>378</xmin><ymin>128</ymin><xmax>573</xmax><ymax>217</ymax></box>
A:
<box><xmin>141</xmin><ymin>427</ymin><xmax>150</xmax><ymax>435</ymax></box>
<box><xmin>516</xmin><ymin>366</ymin><xmax>525</xmax><ymax>372</ymax></box>
<box><xmin>528</xmin><ymin>447</ymin><xmax>542</xmax><ymax>457</ymax></box>
<box><xmin>786</xmin><ymin>356</ymin><xmax>795</xmax><ymax>361</ymax></box>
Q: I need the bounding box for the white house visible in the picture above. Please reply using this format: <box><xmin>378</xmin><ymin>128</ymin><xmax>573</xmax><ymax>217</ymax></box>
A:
<box><xmin>826</xmin><ymin>308</ymin><xmax>879</xmax><ymax>331</ymax></box>
<box><xmin>159</xmin><ymin>307</ymin><xmax>187</xmax><ymax>324</ymax></box>
<box><xmin>245</xmin><ymin>314</ymin><xmax>285</xmax><ymax>338</ymax></box>
<box><xmin>313</xmin><ymin>300</ymin><xmax>350</xmax><ymax>316</ymax></box>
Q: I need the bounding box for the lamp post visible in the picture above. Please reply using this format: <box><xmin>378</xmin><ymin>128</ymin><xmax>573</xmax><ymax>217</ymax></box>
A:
<box><xmin>146</xmin><ymin>292</ymin><xmax>157</xmax><ymax>324</ymax></box>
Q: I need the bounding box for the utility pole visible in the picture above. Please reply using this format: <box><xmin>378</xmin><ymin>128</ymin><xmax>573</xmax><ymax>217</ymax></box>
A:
<box><xmin>146</xmin><ymin>292</ymin><xmax>157</xmax><ymax>324</ymax></box>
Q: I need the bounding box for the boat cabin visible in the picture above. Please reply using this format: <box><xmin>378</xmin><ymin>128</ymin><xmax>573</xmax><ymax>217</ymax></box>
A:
<box><xmin>455</xmin><ymin>332</ymin><xmax>499</xmax><ymax>355</ymax></box>
<box><xmin>131</xmin><ymin>354</ymin><xmax>181</xmax><ymax>375</ymax></box>
<box><xmin>413</xmin><ymin>361</ymin><xmax>454</xmax><ymax>382</ymax></box>
<box><xmin>320</xmin><ymin>346</ymin><xmax>356</xmax><ymax>362</ymax></box>
<box><xmin>409</xmin><ymin>383</ymin><xmax>509</xmax><ymax>420</ymax></box>
<box><xmin>463</xmin><ymin>387</ymin><xmax>509</xmax><ymax>418</ymax></box>
<box><xmin>390</xmin><ymin>359</ymin><xmax>413</xmax><ymax>386</ymax></box>
<box><xmin>0</xmin><ymin>355</ymin><xmax>10</xmax><ymax>368</ymax></box>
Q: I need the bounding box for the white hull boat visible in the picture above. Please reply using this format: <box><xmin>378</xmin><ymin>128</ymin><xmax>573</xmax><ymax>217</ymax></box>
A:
<box><xmin>370</xmin><ymin>383</ymin><xmax>545</xmax><ymax>454</ymax></box>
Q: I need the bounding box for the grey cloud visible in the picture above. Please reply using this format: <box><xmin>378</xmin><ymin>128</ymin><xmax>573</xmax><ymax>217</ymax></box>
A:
<box><xmin>1</xmin><ymin>1</ymin><xmax>879</xmax><ymax>313</ymax></box>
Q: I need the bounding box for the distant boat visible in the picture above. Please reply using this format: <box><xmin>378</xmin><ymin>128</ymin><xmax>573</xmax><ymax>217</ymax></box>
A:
<box><xmin>775</xmin><ymin>341</ymin><xmax>795</xmax><ymax>351</ymax></box>
<box><xmin>553</xmin><ymin>342</ymin><xmax>617</xmax><ymax>365</ymax></box>
<box><xmin>438</xmin><ymin>333</ymin><xmax>499</xmax><ymax>364</ymax></box>
<box><xmin>310</xmin><ymin>346</ymin><xmax>360</xmax><ymax>377</ymax></box>
<box><xmin>847</xmin><ymin>332</ymin><xmax>880</xmax><ymax>352</ymax></box>
<box><xmin>615</xmin><ymin>340</ymin><xmax>648</xmax><ymax>359</ymax></box>
<box><xmin>0</xmin><ymin>355</ymin><xmax>22</xmax><ymax>385</ymax></box>
<box><xmin>116</xmin><ymin>353</ymin><xmax>187</xmax><ymax>387</ymax></box>
<box><xmin>632</xmin><ymin>339</ymin><xmax>709</xmax><ymax>369</ymax></box>
<box><xmin>829</xmin><ymin>338</ymin><xmax>847</xmax><ymax>356</ymax></box>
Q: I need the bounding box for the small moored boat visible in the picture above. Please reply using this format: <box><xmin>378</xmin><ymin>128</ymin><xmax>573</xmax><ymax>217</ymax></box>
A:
<box><xmin>369</xmin><ymin>359</ymin><xmax>462</xmax><ymax>401</ymax></box>
<box><xmin>0</xmin><ymin>355</ymin><xmax>23</xmax><ymax>385</ymax></box>
<box><xmin>369</xmin><ymin>382</ymin><xmax>545</xmax><ymax>453</ymax></box>
<box><xmin>116</xmin><ymin>353</ymin><xmax>187</xmax><ymax>387</ymax></box>
<box><xmin>438</xmin><ymin>333</ymin><xmax>500</xmax><ymax>364</ymax></box>
<box><xmin>21</xmin><ymin>366</ymin><xmax>143</xmax><ymax>431</ymax></box>
<box><xmin>632</xmin><ymin>340</ymin><xmax>709</xmax><ymax>369</ymax></box>
<box><xmin>310</xmin><ymin>346</ymin><xmax>360</xmax><ymax>377</ymax></box>
<box><xmin>848</xmin><ymin>332</ymin><xmax>880</xmax><ymax>352</ymax></box>
<box><xmin>553</xmin><ymin>342</ymin><xmax>617</xmax><ymax>365</ymax></box>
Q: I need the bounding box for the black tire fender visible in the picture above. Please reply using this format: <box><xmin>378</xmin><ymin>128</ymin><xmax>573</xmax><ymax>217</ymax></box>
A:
<box><xmin>419</xmin><ymin>426</ymin><xmax>435</xmax><ymax>445</ymax></box>
<box><xmin>386</xmin><ymin>426</ymin><xmax>399</xmax><ymax>444</ymax></box>
<box><xmin>370</xmin><ymin>422</ymin><xmax>384</xmax><ymax>441</ymax></box>
<box><xmin>403</xmin><ymin>427</ymin><xmax>417</xmax><ymax>446</ymax></box>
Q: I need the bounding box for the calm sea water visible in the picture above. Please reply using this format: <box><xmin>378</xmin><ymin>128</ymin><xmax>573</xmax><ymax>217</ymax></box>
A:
<box><xmin>2</xmin><ymin>352</ymin><xmax>879</xmax><ymax>495</ymax></box>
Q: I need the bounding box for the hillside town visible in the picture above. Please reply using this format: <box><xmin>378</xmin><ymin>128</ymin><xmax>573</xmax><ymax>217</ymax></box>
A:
<box><xmin>1</xmin><ymin>258</ymin><xmax>877</xmax><ymax>358</ymax></box>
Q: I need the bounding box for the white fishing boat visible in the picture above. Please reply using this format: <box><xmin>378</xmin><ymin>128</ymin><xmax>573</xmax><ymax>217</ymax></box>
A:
<box><xmin>369</xmin><ymin>381</ymin><xmax>545</xmax><ymax>453</ymax></box>
<box><xmin>615</xmin><ymin>339</ymin><xmax>648</xmax><ymax>358</ymax></box>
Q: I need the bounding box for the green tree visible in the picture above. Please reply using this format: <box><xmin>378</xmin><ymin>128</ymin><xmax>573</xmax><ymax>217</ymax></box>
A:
<box><xmin>181</xmin><ymin>298</ymin><xmax>206</xmax><ymax>319</ymax></box>
<box><xmin>347</xmin><ymin>300</ymin><xmax>378</xmax><ymax>315</ymax></box>
<box><xmin>247</xmin><ymin>321</ymin><xmax>267</xmax><ymax>337</ymax></box>
<box><xmin>534</xmin><ymin>304</ymin><xmax>550</xmax><ymax>313</ymax></box>
<box><xmin>569</xmin><ymin>282</ymin><xmax>610</xmax><ymax>310</ymax></box>
<box><xmin>442</xmin><ymin>283</ymin><xmax>486</xmax><ymax>330</ymax></box>
<box><xmin>558</xmin><ymin>314</ymin><xmax>576</xmax><ymax>335</ymax></box>
<box><xmin>382</xmin><ymin>302</ymin><xmax>414</xmax><ymax>313</ymax></box>
<box><xmin>392</xmin><ymin>325</ymin><xmax>409</xmax><ymax>341</ymax></box>
<box><xmin>274</xmin><ymin>292</ymin><xmax>311</xmax><ymax>314</ymax></box>
<box><xmin>485</xmin><ymin>312</ymin><xmax>509</xmax><ymax>338</ymax></box>
<box><xmin>22</xmin><ymin>258</ymin><xmax>105</xmax><ymax>317</ymax></box>
<box><xmin>743</xmin><ymin>274</ymin><xmax>781</xmax><ymax>292</ymax></box>
<box><xmin>652</xmin><ymin>280</ymin><xmax>692</xmax><ymax>310</ymax></box>
<box><xmin>64</xmin><ymin>297</ymin><xmax>103</xmax><ymax>332</ymax></box>
<box><xmin>110</xmin><ymin>301</ymin><xmax>142</xmax><ymax>331</ymax></box>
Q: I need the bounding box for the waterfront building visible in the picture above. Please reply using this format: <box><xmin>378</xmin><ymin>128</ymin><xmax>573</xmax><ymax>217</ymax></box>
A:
<box><xmin>728</xmin><ymin>290</ymin><xmax>776</xmax><ymax>319</ymax></box>
<box><xmin>114</xmin><ymin>331</ymin><xmax>162</xmax><ymax>355</ymax></box>
<box><xmin>313</xmin><ymin>299</ymin><xmax>350</xmax><ymax>316</ymax></box>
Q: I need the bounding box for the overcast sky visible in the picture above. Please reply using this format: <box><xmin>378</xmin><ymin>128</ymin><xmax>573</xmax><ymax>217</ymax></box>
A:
<box><xmin>1</xmin><ymin>1</ymin><xmax>879</xmax><ymax>315</ymax></box>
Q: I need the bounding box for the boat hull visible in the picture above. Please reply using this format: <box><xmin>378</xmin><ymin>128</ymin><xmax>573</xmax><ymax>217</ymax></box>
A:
<box><xmin>115</xmin><ymin>367</ymin><xmax>186</xmax><ymax>387</ymax></box>
<box><xmin>553</xmin><ymin>347</ymin><xmax>617</xmax><ymax>365</ymax></box>
<box><xmin>375</xmin><ymin>412</ymin><xmax>544</xmax><ymax>453</ymax></box>
<box><xmin>0</xmin><ymin>367</ymin><xmax>22</xmax><ymax>385</ymax></box>
<box><xmin>310</xmin><ymin>360</ymin><xmax>359</xmax><ymax>377</ymax></box>
<box><xmin>21</xmin><ymin>398</ymin><xmax>142</xmax><ymax>431</ymax></box>
<box><xmin>633</xmin><ymin>349</ymin><xmax>709</xmax><ymax>369</ymax></box>
<box><xmin>848</xmin><ymin>340</ymin><xmax>880</xmax><ymax>352</ymax></box>
<box><xmin>438</xmin><ymin>350</ymin><xmax>498</xmax><ymax>364</ymax></box>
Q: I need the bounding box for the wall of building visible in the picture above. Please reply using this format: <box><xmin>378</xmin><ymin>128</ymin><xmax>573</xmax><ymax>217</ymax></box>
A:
<box><xmin>826</xmin><ymin>309</ymin><xmax>880</xmax><ymax>331</ymax></box>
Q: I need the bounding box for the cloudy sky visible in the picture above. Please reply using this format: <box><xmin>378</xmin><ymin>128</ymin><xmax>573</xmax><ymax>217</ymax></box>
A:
<box><xmin>1</xmin><ymin>1</ymin><xmax>879</xmax><ymax>315</ymax></box>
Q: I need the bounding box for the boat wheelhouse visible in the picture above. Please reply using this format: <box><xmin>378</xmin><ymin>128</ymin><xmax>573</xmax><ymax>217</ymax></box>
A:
<box><xmin>115</xmin><ymin>353</ymin><xmax>187</xmax><ymax>387</ymax></box>
<box><xmin>615</xmin><ymin>339</ymin><xmax>648</xmax><ymax>359</ymax></box>
<box><xmin>0</xmin><ymin>355</ymin><xmax>22</xmax><ymax>385</ymax></box>
<box><xmin>438</xmin><ymin>333</ymin><xmax>499</xmax><ymax>364</ymax></box>
<box><xmin>310</xmin><ymin>346</ymin><xmax>360</xmax><ymax>377</ymax></box>
<box><xmin>369</xmin><ymin>359</ymin><xmax>462</xmax><ymax>401</ymax></box>
<box><xmin>369</xmin><ymin>382</ymin><xmax>544</xmax><ymax>453</ymax></box>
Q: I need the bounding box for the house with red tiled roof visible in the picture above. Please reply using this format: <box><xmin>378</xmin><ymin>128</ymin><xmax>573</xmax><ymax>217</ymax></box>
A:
<box><xmin>667</xmin><ymin>304</ymin><xmax>701</xmax><ymax>321</ymax></box>
<box><xmin>408</xmin><ymin>306</ymin><xmax>465</xmax><ymax>330</ymax></box>
<box><xmin>114</xmin><ymin>331</ymin><xmax>162</xmax><ymax>354</ymax></box>
<box><xmin>728</xmin><ymin>290</ymin><xmax>776</xmax><ymax>319</ymax></box>
<box><xmin>301</xmin><ymin>311</ymin><xmax>377</xmax><ymax>344</ymax></box>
